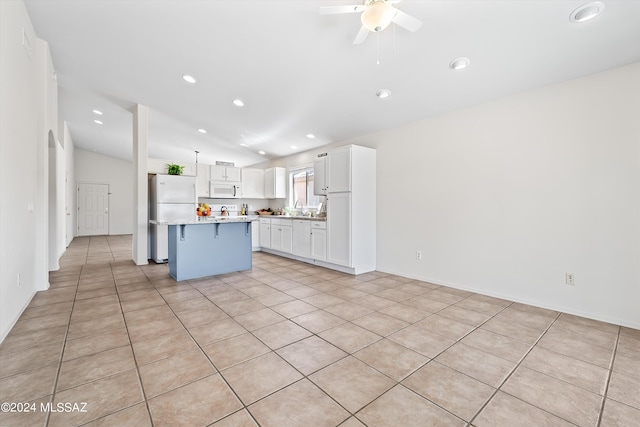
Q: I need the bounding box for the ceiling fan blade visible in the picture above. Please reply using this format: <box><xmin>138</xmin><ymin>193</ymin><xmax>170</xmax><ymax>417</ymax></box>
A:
<box><xmin>353</xmin><ymin>25</ymin><xmax>369</xmax><ymax>44</ymax></box>
<box><xmin>392</xmin><ymin>9</ymin><xmax>422</xmax><ymax>32</ymax></box>
<box><xmin>319</xmin><ymin>5</ymin><xmax>365</xmax><ymax>15</ymax></box>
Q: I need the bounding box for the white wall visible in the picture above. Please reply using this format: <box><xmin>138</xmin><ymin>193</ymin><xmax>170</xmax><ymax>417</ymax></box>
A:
<box><xmin>75</xmin><ymin>149</ymin><xmax>133</xmax><ymax>235</ymax></box>
<box><xmin>348</xmin><ymin>62</ymin><xmax>639</xmax><ymax>328</ymax></box>
<box><xmin>0</xmin><ymin>0</ymin><xmax>55</xmax><ymax>341</ymax></box>
<box><xmin>263</xmin><ymin>63</ymin><xmax>640</xmax><ymax>328</ymax></box>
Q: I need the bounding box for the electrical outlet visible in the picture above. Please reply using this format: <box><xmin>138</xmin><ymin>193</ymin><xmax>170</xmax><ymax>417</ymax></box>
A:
<box><xmin>565</xmin><ymin>273</ymin><xmax>575</xmax><ymax>285</ymax></box>
<box><xmin>416</xmin><ymin>250</ymin><xmax>422</xmax><ymax>260</ymax></box>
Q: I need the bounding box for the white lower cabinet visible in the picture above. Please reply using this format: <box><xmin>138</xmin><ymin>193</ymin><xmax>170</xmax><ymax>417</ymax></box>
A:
<box><xmin>264</xmin><ymin>218</ymin><xmax>327</xmax><ymax>262</ymax></box>
<box><xmin>282</xmin><ymin>226</ymin><xmax>293</xmax><ymax>253</ymax></box>
<box><xmin>310</xmin><ymin>221</ymin><xmax>327</xmax><ymax>261</ymax></box>
<box><xmin>251</xmin><ymin>221</ymin><xmax>260</xmax><ymax>250</ymax></box>
<box><xmin>259</xmin><ymin>218</ymin><xmax>271</xmax><ymax>249</ymax></box>
<box><xmin>292</xmin><ymin>220</ymin><xmax>311</xmax><ymax>258</ymax></box>
<box><xmin>270</xmin><ymin>218</ymin><xmax>292</xmax><ymax>254</ymax></box>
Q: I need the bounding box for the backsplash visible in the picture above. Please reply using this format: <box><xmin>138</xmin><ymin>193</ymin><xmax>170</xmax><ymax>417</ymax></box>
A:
<box><xmin>198</xmin><ymin>196</ymin><xmax>325</xmax><ymax>215</ymax></box>
<box><xmin>198</xmin><ymin>197</ymin><xmax>278</xmax><ymax>215</ymax></box>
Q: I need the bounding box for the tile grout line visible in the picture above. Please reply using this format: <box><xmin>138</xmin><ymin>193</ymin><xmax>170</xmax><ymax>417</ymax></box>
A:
<box><xmin>466</xmin><ymin>311</ymin><xmax>571</xmax><ymax>427</ymax></box>
<box><xmin>52</xmin><ymin>237</ymin><xmax>142</xmax><ymax>426</ymax></box>
<box><xmin>44</xmin><ymin>263</ymin><xmax>82</xmax><ymax>427</ymax></box>
<box><xmin>114</xmin><ymin>260</ymin><xmax>158</xmax><ymax>427</ymax></box>
<box><xmin>35</xmin><ymin>242</ymin><xmax>631</xmax><ymax>427</ymax></box>
<box><xmin>277</xmin><ymin>289</ymin><xmax>516</xmax><ymax>425</ymax></box>
<box><xmin>143</xmin><ymin>267</ymin><xmax>264</xmax><ymax>426</ymax></box>
<box><xmin>596</xmin><ymin>326</ymin><xmax>621</xmax><ymax>427</ymax></box>
<box><xmin>205</xmin><ymin>274</ymin><xmax>502</xmax><ymax>424</ymax></box>
<box><xmin>363</xmin><ymin>297</ymin><xmax>520</xmax><ymax>426</ymax></box>
<box><xmin>217</xmin><ymin>264</ymin><xmax>375</xmax><ymax>424</ymax></box>
<box><xmin>346</xmin><ymin>292</ymin><xmax>503</xmax><ymax>425</ymax></box>
<box><xmin>185</xmin><ymin>263</ymin><xmax>372</xmax><ymax>423</ymax></box>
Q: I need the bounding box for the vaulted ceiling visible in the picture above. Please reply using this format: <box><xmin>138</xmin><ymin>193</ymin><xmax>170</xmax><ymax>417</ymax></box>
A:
<box><xmin>24</xmin><ymin>0</ymin><xmax>640</xmax><ymax>166</ymax></box>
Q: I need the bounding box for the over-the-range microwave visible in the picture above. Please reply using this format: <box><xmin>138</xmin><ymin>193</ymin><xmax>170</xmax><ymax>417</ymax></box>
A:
<box><xmin>210</xmin><ymin>182</ymin><xmax>241</xmax><ymax>198</ymax></box>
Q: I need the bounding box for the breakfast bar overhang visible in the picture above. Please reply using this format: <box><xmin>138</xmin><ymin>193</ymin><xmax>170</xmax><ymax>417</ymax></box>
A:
<box><xmin>156</xmin><ymin>218</ymin><xmax>254</xmax><ymax>281</ymax></box>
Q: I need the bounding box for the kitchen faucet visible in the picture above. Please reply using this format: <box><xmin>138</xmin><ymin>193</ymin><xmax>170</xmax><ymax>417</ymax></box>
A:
<box><xmin>294</xmin><ymin>200</ymin><xmax>303</xmax><ymax>209</ymax></box>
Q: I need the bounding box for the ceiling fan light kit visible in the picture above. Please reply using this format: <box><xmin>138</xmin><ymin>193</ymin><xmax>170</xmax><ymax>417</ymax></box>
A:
<box><xmin>319</xmin><ymin>0</ymin><xmax>422</xmax><ymax>45</ymax></box>
<box><xmin>361</xmin><ymin>0</ymin><xmax>396</xmax><ymax>32</ymax></box>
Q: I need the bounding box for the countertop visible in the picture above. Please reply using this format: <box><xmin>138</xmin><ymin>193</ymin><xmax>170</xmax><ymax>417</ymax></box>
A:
<box><xmin>150</xmin><ymin>214</ymin><xmax>327</xmax><ymax>226</ymax></box>
<box><xmin>256</xmin><ymin>215</ymin><xmax>327</xmax><ymax>222</ymax></box>
<box><xmin>150</xmin><ymin>216</ymin><xmax>259</xmax><ymax>225</ymax></box>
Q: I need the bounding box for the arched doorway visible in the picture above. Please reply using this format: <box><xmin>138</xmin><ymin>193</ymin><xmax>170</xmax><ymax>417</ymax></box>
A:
<box><xmin>48</xmin><ymin>130</ymin><xmax>65</xmax><ymax>270</ymax></box>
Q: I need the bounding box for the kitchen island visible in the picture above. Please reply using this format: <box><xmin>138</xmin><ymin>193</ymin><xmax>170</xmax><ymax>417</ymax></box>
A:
<box><xmin>151</xmin><ymin>217</ymin><xmax>256</xmax><ymax>281</ymax></box>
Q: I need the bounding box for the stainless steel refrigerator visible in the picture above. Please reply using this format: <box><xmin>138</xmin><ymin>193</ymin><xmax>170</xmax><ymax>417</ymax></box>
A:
<box><xmin>149</xmin><ymin>174</ymin><xmax>196</xmax><ymax>263</ymax></box>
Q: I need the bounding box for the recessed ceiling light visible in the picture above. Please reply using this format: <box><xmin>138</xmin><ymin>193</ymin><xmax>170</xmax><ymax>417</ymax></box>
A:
<box><xmin>197</xmin><ymin>128</ymin><xmax>207</xmax><ymax>134</ymax></box>
<box><xmin>182</xmin><ymin>75</ymin><xmax>197</xmax><ymax>84</ymax></box>
<box><xmin>92</xmin><ymin>109</ymin><xmax>103</xmax><ymax>115</ymax></box>
<box><xmin>94</xmin><ymin>120</ymin><xmax>103</xmax><ymax>125</ymax></box>
<box><xmin>233</xmin><ymin>99</ymin><xmax>245</xmax><ymax>107</ymax></box>
<box><xmin>258</xmin><ymin>150</ymin><xmax>266</xmax><ymax>155</ymax></box>
<box><xmin>376</xmin><ymin>89</ymin><xmax>391</xmax><ymax>99</ymax></box>
<box><xmin>306</xmin><ymin>134</ymin><xmax>315</xmax><ymax>139</ymax></box>
<box><xmin>291</xmin><ymin>146</ymin><xmax>298</xmax><ymax>150</ymax></box>
<box><xmin>449</xmin><ymin>57</ymin><xmax>470</xmax><ymax>70</ymax></box>
<box><xmin>570</xmin><ymin>2</ymin><xmax>604</xmax><ymax>23</ymax></box>
<box><xmin>240</xmin><ymin>143</ymin><xmax>249</xmax><ymax>147</ymax></box>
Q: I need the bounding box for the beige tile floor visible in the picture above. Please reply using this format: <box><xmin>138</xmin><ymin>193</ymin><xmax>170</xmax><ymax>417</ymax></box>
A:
<box><xmin>0</xmin><ymin>235</ymin><xmax>639</xmax><ymax>426</ymax></box>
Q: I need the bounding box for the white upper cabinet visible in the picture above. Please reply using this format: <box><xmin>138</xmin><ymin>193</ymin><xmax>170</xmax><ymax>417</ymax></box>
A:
<box><xmin>326</xmin><ymin>145</ymin><xmax>351</xmax><ymax>193</ymax></box>
<box><xmin>314</xmin><ymin>157</ymin><xmax>327</xmax><ymax>195</ymax></box>
<box><xmin>211</xmin><ymin>165</ymin><xmax>241</xmax><ymax>182</ymax></box>
<box><xmin>264</xmin><ymin>167</ymin><xmax>286</xmax><ymax>199</ymax></box>
<box><xmin>226</xmin><ymin>167</ymin><xmax>241</xmax><ymax>182</ymax></box>
<box><xmin>196</xmin><ymin>164</ymin><xmax>211</xmax><ymax>197</ymax></box>
<box><xmin>210</xmin><ymin>165</ymin><xmax>225</xmax><ymax>181</ymax></box>
<box><xmin>241</xmin><ymin>168</ymin><xmax>265</xmax><ymax>199</ymax></box>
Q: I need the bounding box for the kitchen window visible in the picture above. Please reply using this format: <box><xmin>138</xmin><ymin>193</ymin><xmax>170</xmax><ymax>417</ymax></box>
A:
<box><xmin>290</xmin><ymin>167</ymin><xmax>321</xmax><ymax>209</ymax></box>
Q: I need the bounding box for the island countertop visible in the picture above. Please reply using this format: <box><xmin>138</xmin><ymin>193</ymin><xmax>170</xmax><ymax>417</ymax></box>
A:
<box><xmin>150</xmin><ymin>215</ymin><xmax>259</xmax><ymax>225</ymax></box>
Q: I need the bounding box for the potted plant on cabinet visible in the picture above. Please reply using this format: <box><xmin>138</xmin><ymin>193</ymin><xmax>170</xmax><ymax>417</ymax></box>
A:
<box><xmin>166</xmin><ymin>163</ymin><xmax>185</xmax><ymax>175</ymax></box>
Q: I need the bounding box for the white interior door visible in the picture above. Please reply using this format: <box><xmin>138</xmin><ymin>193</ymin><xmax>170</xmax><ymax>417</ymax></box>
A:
<box><xmin>77</xmin><ymin>183</ymin><xmax>109</xmax><ymax>236</ymax></box>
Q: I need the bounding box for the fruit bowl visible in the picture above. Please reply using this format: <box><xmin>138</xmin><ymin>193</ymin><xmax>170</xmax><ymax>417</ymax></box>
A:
<box><xmin>197</xmin><ymin>204</ymin><xmax>212</xmax><ymax>216</ymax></box>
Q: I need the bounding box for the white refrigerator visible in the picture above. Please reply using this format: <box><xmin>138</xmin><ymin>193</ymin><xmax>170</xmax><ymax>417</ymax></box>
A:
<box><xmin>150</xmin><ymin>174</ymin><xmax>197</xmax><ymax>263</ymax></box>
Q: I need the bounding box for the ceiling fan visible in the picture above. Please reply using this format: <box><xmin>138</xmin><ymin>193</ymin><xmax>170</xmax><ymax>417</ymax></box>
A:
<box><xmin>320</xmin><ymin>0</ymin><xmax>422</xmax><ymax>45</ymax></box>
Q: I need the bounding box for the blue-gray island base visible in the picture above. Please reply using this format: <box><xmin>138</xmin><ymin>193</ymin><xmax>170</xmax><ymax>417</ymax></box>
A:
<box><xmin>168</xmin><ymin>221</ymin><xmax>252</xmax><ymax>281</ymax></box>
